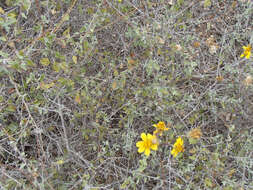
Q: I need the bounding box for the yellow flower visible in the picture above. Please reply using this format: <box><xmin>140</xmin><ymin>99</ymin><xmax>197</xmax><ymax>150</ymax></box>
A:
<box><xmin>136</xmin><ymin>133</ymin><xmax>158</xmax><ymax>157</ymax></box>
<box><xmin>153</xmin><ymin>121</ymin><xmax>169</xmax><ymax>136</ymax></box>
<box><xmin>188</xmin><ymin>128</ymin><xmax>202</xmax><ymax>139</ymax></box>
<box><xmin>171</xmin><ymin>137</ymin><xmax>184</xmax><ymax>158</ymax></box>
<box><xmin>240</xmin><ymin>45</ymin><xmax>251</xmax><ymax>59</ymax></box>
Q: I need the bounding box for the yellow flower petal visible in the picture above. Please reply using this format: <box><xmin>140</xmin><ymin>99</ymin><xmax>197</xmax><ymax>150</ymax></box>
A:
<box><xmin>136</xmin><ymin>141</ymin><xmax>144</xmax><ymax>148</ymax></box>
<box><xmin>141</xmin><ymin>133</ymin><xmax>147</xmax><ymax>141</ymax></box>
<box><xmin>151</xmin><ymin>144</ymin><xmax>158</xmax><ymax>150</ymax></box>
<box><xmin>246</xmin><ymin>52</ymin><xmax>251</xmax><ymax>59</ymax></box>
<box><xmin>144</xmin><ymin>148</ymin><xmax>151</xmax><ymax>156</ymax></box>
<box><xmin>171</xmin><ymin>149</ymin><xmax>177</xmax><ymax>157</ymax></box>
<box><xmin>176</xmin><ymin>137</ymin><xmax>184</xmax><ymax>145</ymax></box>
<box><xmin>147</xmin><ymin>133</ymin><xmax>153</xmax><ymax>140</ymax></box>
<box><xmin>138</xmin><ymin>146</ymin><xmax>145</xmax><ymax>153</ymax></box>
<box><xmin>153</xmin><ymin>130</ymin><xmax>158</xmax><ymax>135</ymax></box>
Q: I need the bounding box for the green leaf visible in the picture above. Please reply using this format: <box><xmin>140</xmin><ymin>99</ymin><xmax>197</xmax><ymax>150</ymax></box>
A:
<box><xmin>22</xmin><ymin>0</ymin><xmax>31</xmax><ymax>13</ymax></box>
<box><xmin>0</xmin><ymin>96</ymin><xmax>4</xmax><ymax>102</ymax></box>
<box><xmin>83</xmin><ymin>41</ymin><xmax>89</xmax><ymax>51</ymax></box>
<box><xmin>0</xmin><ymin>51</ymin><xmax>9</xmax><ymax>58</ymax></box>
<box><xmin>205</xmin><ymin>177</ymin><xmax>213</xmax><ymax>188</ymax></box>
<box><xmin>40</xmin><ymin>58</ymin><xmax>50</xmax><ymax>66</ymax></box>
<box><xmin>72</xmin><ymin>56</ymin><xmax>77</xmax><ymax>64</ymax></box>
<box><xmin>6</xmin><ymin>104</ymin><xmax>16</xmax><ymax>112</ymax></box>
<box><xmin>0</xmin><ymin>36</ymin><xmax>7</xmax><ymax>41</ymax></box>
<box><xmin>189</xmin><ymin>155</ymin><xmax>196</xmax><ymax>160</ymax></box>
<box><xmin>204</xmin><ymin>0</ymin><xmax>212</xmax><ymax>8</ymax></box>
<box><xmin>52</xmin><ymin>62</ymin><xmax>60</xmax><ymax>72</ymax></box>
<box><xmin>62</xmin><ymin>14</ymin><xmax>69</xmax><ymax>22</ymax></box>
<box><xmin>189</xmin><ymin>137</ymin><xmax>198</xmax><ymax>145</ymax></box>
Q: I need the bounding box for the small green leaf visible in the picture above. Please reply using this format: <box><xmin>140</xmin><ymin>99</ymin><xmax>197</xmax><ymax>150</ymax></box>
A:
<box><xmin>0</xmin><ymin>51</ymin><xmax>9</xmax><ymax>58</ymax></box>
<box><xmin>0</xmin><ymin>36</ymin><xmax>7</xmax><ymax>41</ymax></box>
<box><xmin>52</xmin><ymin>62</ymin><xmax>60</xmax><ymax>72</ymax></box>
<box><xmin>40</xmin><ymin>58</ymin><xmax>50</xmax><ymax>66</ymax></box>
<box><xmin>204</xmin><ymin>0</ymin><xmax>211</xmax><ymax>8</ymax></box>
<box><xmin>63</xmin><ymin>27</ymin><xmax>70</xmax><ymax>38</ymax></box>
<box><xmin>189</xmin><ymin>137</ymin><xmax>198</xmax><ymax>145</ymax></box>
<box><xmin>205</xmin><ymin>177</ymin><xmax>213</xmax><ymax>188</ymax></box>
<box><xmin>83</xmin><ymin>41</ymin><xmax>89</xmax><ymax>51</ymax></box>
<box><xmin>62</xmin><ymin>14</ymin><xmax>69</xmax><ymax>22</ymax></box>
<box><xmin>0</xmin><ymin>96</ymin><xmax>4</xmax><ymax>102</ymax></box>
<box><xmin>6</xmin><ymin>104</ymin><xmax>16</xmax><ymax>112</ymax></box>
<box><xmin>72</xmin><ymin>56</ymin><xmax>77</xmax><ymax>64</ymax></box>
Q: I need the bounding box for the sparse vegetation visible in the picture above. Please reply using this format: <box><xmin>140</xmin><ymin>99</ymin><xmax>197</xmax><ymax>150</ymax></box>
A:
<box><xmin>0</xmin><ymin>0</ymin><xmax>252</xmax><ymax>189</ymax></box>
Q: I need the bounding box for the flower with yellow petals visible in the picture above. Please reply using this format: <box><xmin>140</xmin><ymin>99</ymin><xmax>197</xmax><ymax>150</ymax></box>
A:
<box><xmin>153</xmin><ymin>121</ymin><xmax>169</xmax><ymax>136</ymax></box>
<box><xmin>171</xmin><ymin>137</ymin><xmax>184</xmax><ymax>158</ymax></box>
<box><xmin>136</xmin><ymin>133</ymin><xmax>158</xmax><ymax>157</ymax></box>
<box><xmin>240</xmin><ymin>45</ymin><xmax>251</xmax><ymax>59</ymax></box>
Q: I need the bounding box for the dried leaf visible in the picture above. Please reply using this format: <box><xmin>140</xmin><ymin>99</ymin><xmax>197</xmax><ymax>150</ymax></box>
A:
<box><xmin>128</xmin><ymin>59</ymin><xmax>135</xmax><ymax>65</ymax></box>
<box><xmin>206</xmin><ymin>35</ymin><xmax>215</xmax><ymax>46</ymax></box>
<box><xmin>193</xmin><ymin>41</ymin><xmax>201</xmax><ymax>48</ymax></box>
<box><xmin>51</xmin><ymin>9</ymin><xmax>57</xmax><ymax>15</ymax></box>
<box><xmin>206</xmin><ymin>35</ymin><xmax>219</xmax><ymax>54</ymax></box>
<box><xmin>8</xmin><ymin>41</ymin><xmax>15</xmax><ymax>49</ymax></box>
<box><xmin>189</xmin><ymin>148</ymin><xmax>197</xmax><ymax>154</ymax></box>
<box><xmin>157</xmin><ymin>36</ymin><xmax>165</xmax><ymax>44</ymax></box>
<box><xmin>243</xmin><ymin>75</ymin><xmax>252</xmax><ymax>87</ymax></box>
<box><xmin>209</xmin><ymin>44</ymin><xmax>218</xmax><ymax>54</ymax></box>
<box><xmin>175</xmin><ymin>44</ymin><xmax>182</xmax><ymax>51</ymax></box>
<box><xmin>112</xmin><ymin>80</ymin><xmax>117</xmax><ymax>90</ymax></box>
<box><xmin>127</xmin><ymin>58</ymin><xmax>136</xmax><ymax>70</ymax></box>
<box><xmin>188</xmin><ymin>128</ymin><xmax>202</xmax><ymax>139</ymax></box>
<box><xmin>216</xmin><ymin>76</ymin><xmax>224</xmax><ymax>82</ymax></box>
<box><xmin>168</xmin><ymin>0</ymin><xmax>174</xmax><ymax>5</ymax></box>
<box><xmin>232</xmin><ymin>1</ymin><xmax>237</xmax><ymax>9</ymax></box>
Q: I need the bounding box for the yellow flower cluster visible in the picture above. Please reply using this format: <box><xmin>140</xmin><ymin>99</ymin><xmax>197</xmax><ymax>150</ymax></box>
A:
<box><xmin>136</xmin><ymin>121</ymin><xmax>187</xmax><ymax>158</ymax></box>
<box><xmin>240</xmin><ymin>44</ymin><xmax>251</xmax><ymax>59</ymax></box>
